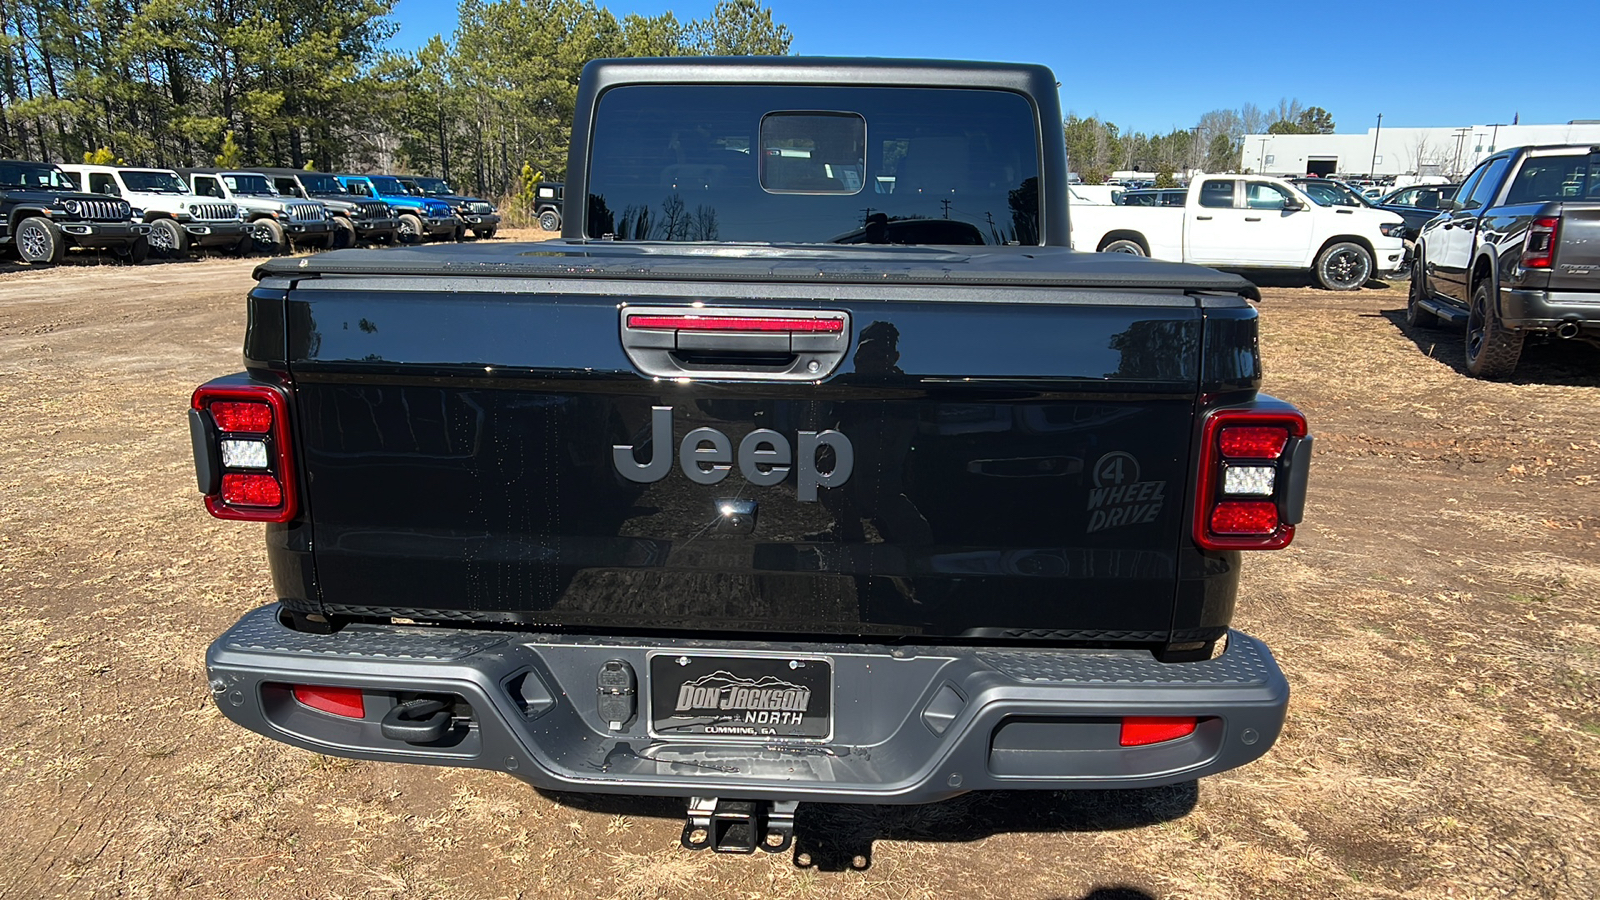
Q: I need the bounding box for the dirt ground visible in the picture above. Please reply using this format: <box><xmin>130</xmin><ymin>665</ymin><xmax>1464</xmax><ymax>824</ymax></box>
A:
<box><xmin>1</xmin><ymin>242</ymin><xmax>1596</xmax><ymax>899</ymax></box>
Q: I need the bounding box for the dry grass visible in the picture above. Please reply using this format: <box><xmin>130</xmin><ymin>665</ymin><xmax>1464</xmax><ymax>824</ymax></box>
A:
<box><xmin>0</xmin><ymin>262</ymin><xmax>1597</xmax><ymax>898</ymax></box>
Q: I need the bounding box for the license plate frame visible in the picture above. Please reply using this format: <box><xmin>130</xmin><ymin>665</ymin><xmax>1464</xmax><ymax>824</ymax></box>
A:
<box><xmin>647</xmin><ymin>652</ymin><xmax>833</xmax><ymax>743</ymax></box>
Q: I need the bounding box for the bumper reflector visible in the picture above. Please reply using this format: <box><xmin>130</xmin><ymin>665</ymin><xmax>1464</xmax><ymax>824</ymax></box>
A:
<box><xmin>292</xmin><ymin>685</ymin><xmax>365</xmax><ymax>718</ymax></box>
<box><xmin>1120</xmin><ymin>716</ymin><xmax>1197</xmax><ymax>746</ymax></box>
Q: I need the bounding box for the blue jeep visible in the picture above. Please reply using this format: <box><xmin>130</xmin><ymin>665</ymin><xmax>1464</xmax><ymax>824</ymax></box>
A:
<box><xmin>336</xmin><ymin>174</ymin><xmax>459</xmax><ymax>243</ymax></box>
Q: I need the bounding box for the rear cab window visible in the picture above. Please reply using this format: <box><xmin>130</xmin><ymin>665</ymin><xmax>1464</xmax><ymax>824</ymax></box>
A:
<box><xmin>585</xmin><ymin>85</ymin><xmax>1042</xmax><ymax>245</ymax></box>
<box><xmin>1505</xmin><ymin>152</ymin><xmax>1600</xmax><ymax>204</ymax></box>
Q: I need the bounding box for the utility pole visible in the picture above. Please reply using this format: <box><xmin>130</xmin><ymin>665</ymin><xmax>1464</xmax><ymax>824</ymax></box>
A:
<box><xmin>1451</xmin><ymin>128</ymin><xmax>1471</xmax><ymax>175</ymax></box>
<box><xmin>1258</xmin><ymin>137</ymin><xmax>1268</xmax><ymax>174</ymax></box>
<box><xmin>1486</xmin><ymin>122</ymin><xmax>1506</xmax><ymax>155</ymax></box>
<box><xmin>940</xmin><ymin>198</ymin><xmax>951</xmax><ymax>219</ymax></box>
<box><xmin>1369</xmin><ymin>113</ymin><xmax>1382</xmax><ymax>177</ymax></box>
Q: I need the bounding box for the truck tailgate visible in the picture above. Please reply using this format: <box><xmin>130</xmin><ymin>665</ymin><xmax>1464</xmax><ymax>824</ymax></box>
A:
<box><xmin>272</xmin><ymin>261</ymin><xmax>1247</xmax><ymax>643</ymax></box>
<box><xmin>1549</xmin><ymin>203</ymin><xmax>1600</xmax><ymax>291</ymax></box>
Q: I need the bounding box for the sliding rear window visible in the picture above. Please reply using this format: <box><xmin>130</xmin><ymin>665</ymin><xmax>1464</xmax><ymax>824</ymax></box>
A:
<box><xmin>585</xmin><ymin>85</ymin><xmax>1041</xmax><ymax>245</ymax></box>
<box><xmin>1505</xmin><ymin>152</ymin><xmax>1600</xmax><ymax>204</ymax></box>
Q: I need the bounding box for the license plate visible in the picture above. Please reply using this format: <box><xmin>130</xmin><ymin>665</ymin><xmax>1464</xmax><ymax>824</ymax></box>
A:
<box><xmin>649</xmin><ymin>653</ymin><xmax>832</xmax><ymax>741</ymax></box>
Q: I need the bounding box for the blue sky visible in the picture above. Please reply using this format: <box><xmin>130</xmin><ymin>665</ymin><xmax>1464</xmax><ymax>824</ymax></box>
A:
<box><xmin>390</xmin><ymin>0</ymin><xmax>1595</xmax><ymax>135</ymax></box>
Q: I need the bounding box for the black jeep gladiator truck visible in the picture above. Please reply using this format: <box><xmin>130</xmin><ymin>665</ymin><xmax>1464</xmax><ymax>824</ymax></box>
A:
<box><xmin>193</xmin><ymin>58</ymin><xmax>1310</xmax><ymax>856</ymax></box>
<box><xmin>1409</xmin><ymin>144</ymin><xmax>1600</xmax><ymax>377</ymax></box>
<box><xmin>1</xmin><ymin>159</ymin><xmax>151</xmax><ymax>265</ymax></box>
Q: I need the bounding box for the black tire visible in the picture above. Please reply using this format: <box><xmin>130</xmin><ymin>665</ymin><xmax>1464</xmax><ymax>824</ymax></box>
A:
<box><xmin>539</xmin><ymin>209</ymin><xmax>561</xmax><ymax>231</ymax></box>
<box><xmin>1314</xmin><ymin>241</ymin><xmax>1373</xmax><ymax>291</ymax></box>
<box><xmin>299</xmin><ymin>230</ymin><xmax>336</xmax><ymax>251</ymax></box>
<box><xmin>232</xmin><ymin>233</ymin><xmax>254</xmax><ymax>256</ymax></box>
<box><xmin>452</xmin><ymin>224</ymin><xmax>467</xmax><ymax>242</ymax></box>
<box><xmin>1406</xmin><ymin>248</ymin><xmax>1438</xmax><ymax>328</ymax></box>
<box><xmin>147</xmin><ymin>218</ymin><xmax>187</xmax><ymax>259</ymax></box>
<box><xmin>15</xmin><ymin>216</ymin><xmax>65</xmax><ymax>265</ymax></box>
<box><xmin>1101</xmin><ymin>238</ymin><xmax>1146</xmax><ymax>256</ymax></box>
<box><xmin>253</xmin><ymin>218</ymin><xmax>288</xmax><ymax>254</ymax></box>
<box><xmin>477</xmin><ymin>227</ymin><xmax>497</xmax><ymax>239</ymax></box>
<box><xmin>116</xmin><ymin>236</ymin><xmax>150</xmax><ymax>265</ymax></box>
<box><xmin>397</xmin><ymin>213</ymin><xmax>424</xmax><ymax>244</ymax></box>
<box><xmin>1465</xmin><ymin>280</ymin><xmax>1524</xmax><ymax>378</ymax></box>
<box><xmin>331</xmin><ymin>217</ymin><xmax>357</xmax><ymax>249</ymax></box>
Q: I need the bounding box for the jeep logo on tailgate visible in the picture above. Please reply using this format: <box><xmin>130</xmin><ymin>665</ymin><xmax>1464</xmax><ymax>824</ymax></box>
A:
<box><xmin>613</xmin><ymin>406</ymin><xmax>853</xmax><ymax>501</ymax></box>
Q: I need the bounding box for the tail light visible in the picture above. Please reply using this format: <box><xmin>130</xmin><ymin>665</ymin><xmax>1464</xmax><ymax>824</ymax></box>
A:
<box><xmin>1194</xmin><ymin>407</ymin><xmax>1311</xmax><ymax>551</ymax></box>
<box><xmin>190</xmin><ymin>380</ymin><xmax>297</xmax><ymax>522</ymax></box>
<box><xmin>1521</xmin><ymin>217</ymin><xmax>1560</xmax><ymax>269</ymax></box>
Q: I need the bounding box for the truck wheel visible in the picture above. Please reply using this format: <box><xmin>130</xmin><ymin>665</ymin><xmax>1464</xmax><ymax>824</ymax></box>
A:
<box><xmin>477</xmin><ymin>227</ymin><xmax>497</xmax><ymax>240</ymax></box>
<box><xmin>1101</xmin><ymin>239</ymin><xmax>1146</xmax><ymax>256</ymax></box>
<box><xmin>1406</xmin><ymin>252</ymin><xmax>1438</xmax><ymax>328</ymax></box>
<box><xmin>452</xmin><ymin>224</ymin><xmax>467</xmax><ymax>242</ymax></box>
<box><xmin>15</xmin><ymin>216</ymin><xmax>65</xmax><ymax>265</ymax></box>
<box><xmin>332</xmin><ymin>217</ymin><xmax>357</xmax><ymax>249</ymax></box>
<box><xmin>232</xmin><ymin>233</ymin><xmax>254</xmax><ymax>256</ymax></box>
<box><xmin>253</xmin><ymin>218</ymin><xmax>288</xmax><ymax>254</ymax></box>
<box><xmin>397</xmin><ymin>213</ymin><xmax>424</xmax><ymax>244</ymax></box>
<box><xmin>148</xmin><ymin>218</ymin><xmax>188</xmax><ymax>259</ymax></box>
<box><xmin>114</xmin><ymin>236</ymin><xmax>150</xmax><ymax>265</ymax></box>
<box><xmin>1314</xmin><ymin>241</ymin><xmax>1372</xmax><ymax>291</ymax></box>
<box><xmin>539</xmin><ymin>209</ymin><xmax>561</xmax><ymax>231</ymax></box>
<box><xmin>1465</xmin><ymin>281</ymin><xmax>1524</xmax><ymax>378</ymax></box>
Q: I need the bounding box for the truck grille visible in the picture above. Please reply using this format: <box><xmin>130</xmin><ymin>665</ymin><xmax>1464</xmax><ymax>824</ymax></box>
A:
<box><xmin>289</xmin><ymin>203</ymin><xmax>325</xmax><ymax>221</ymax></box>
<box><xmin>76</xmin><ymin>199</ymin><xmax>131</xmax><ymax>221</ymax></box>
<box><xmin>468</xmin><ymin>201</ymin><xmax>494</xmax><ymax>214</ymax></box>
<box><xmin>357</xmin><ymin>201</ymin><xmax>389</xmax><ymax>220</ymax></box>
<box><xmin>191</xmin><ymin>202</ymin><xmax>238</xmax><ymax>221</ymax></box>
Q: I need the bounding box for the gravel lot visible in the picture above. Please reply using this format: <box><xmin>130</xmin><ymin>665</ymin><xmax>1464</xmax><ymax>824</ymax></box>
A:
<box><xmin>1</xmin><ymin>249</ymin><xmax>1596</xmax><ymax>899</ymax></box>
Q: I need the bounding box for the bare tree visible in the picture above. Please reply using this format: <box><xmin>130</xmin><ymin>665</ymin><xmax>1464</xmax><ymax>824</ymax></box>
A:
<box><xmin>1240</xmin><ymin>102</ymin><xmax>1266</xmax><ymax>135</ymax></box>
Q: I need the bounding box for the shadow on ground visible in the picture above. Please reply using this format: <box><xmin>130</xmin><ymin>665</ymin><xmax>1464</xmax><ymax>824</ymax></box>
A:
<box><xmin>542</xmin><ymin>782</ymin><xmax>1197</xmax><ymax>873</ymax></box>
<box><xmin>1377</xmin><ymin>307</ymin><xmax>1600</xmax><ymax>386</ymax></box>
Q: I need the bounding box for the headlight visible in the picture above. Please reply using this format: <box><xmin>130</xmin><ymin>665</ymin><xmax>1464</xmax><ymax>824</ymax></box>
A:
<box><xmin>1380</xmin><ymin>222</ymin><xmax>1406</xmax><ymax>238</ymax></box>
<box><xmin>118</xmin><ymin>201</ymin><xmax>131</xmax><ymax>218</ymax></box>
<box><xmin>62</xmin><ymin>199</ymin><xmax>82</xmax><ymax>216</ymax></box>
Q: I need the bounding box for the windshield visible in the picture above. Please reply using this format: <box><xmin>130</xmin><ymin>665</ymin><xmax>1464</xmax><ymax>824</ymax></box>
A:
<box><xmin>121</xmin><ymin>170</ymin><xmax>190</xmax><ymax>194</ymax></box>
<box><xmin>223</xmin><ymin>174</ymin><xmax>277</xmax><ymax>196</ymax></box>
<box><xmin>1506</xmin><ymin>153</ymin><xmax>1600</xmax><ymax>203</ymax></box>
<box><xmin>586</xmin><ymin>84</ymin><xmax>1042</xmax><ymax>244</ymax></box>
<box><xmin>414</xmin><ymin>177</ymin><xmax>452</xmax><ymax>195</ymax></box>
<box><xmin>1299</xmin><ymin>180</ymin><xmax>1371</xmax><ymax>208</ymax></box>
<box><xmin>0</xmin><ymin>162</ymin><xmax>77</xmax><ymax>190</ymax></box>
<box><xmin>299</xmin><ymin>174</ymin><xmax>347</xmax><ymax>194</ymax></box>
<box><xmin>370</xmin><ymin>176</ymin><xmax>407</xmax><ymax>196</ymax></box>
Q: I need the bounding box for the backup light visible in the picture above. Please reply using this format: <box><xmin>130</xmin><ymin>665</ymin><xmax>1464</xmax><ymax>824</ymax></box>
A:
<box><xmin>1223</xmin><ymin>465</ymin><xmax>1275</xmax><ymax>496</ymax></box>
<box><xmin>219</xmin><ymin>439</ymin><xmax>269</xmax><ymax>469</ymax></box>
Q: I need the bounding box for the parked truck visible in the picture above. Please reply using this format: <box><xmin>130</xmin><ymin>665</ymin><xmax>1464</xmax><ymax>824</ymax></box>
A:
<box><xmin>335</xmin><ymin>174</ymin><xmax>459</xmax><ymax>243</ymax></box>
<box><xmin>1</xmin><ymin>159</ymin><xmax>150</xmax><ymax>265</ymax></box>
<box><xmin>1071</xmin><ymin>174</ymin><xmax>1407</xmax><ymax>290</ymax></box>
<box><xmin>258</xmin><ymin>168</ymin><xmax>401</xmax><ymax>248</ymax></box>
<box><xmin>61</xmin><ymin>163</ymin><xmax>251</xmax><ymax>258</ymax></box>
<box><xmin>194</xmin><ymin>58</ymin><xmax>1309</xmax><ymax>856</ymax></box>
<box><xmin>1408</xmin><ymin>144</ymin><xmax>1600</xmax><ymax>377</ymax></box>
<box><xmin>398</xmin><ymin>176</ymin><xmax>501</xmax><ymax>239</ymax></box>
<box><xmin>179</xmin><ymin>168</ymin><xmax>336</xmax><ymax>255</ymax></box>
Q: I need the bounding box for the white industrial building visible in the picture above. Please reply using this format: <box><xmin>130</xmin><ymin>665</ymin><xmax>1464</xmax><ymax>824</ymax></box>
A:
<box><xmin>1241</xmin><ymin>121</ymin><xmax>1600</xmax><ymax>179</ymax></box>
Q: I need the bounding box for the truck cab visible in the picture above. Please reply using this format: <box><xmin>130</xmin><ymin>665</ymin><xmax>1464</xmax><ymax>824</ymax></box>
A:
<box><xmin>0</xmin><ymin>159</ymin><xmax>150</xmax><ymax>266</ymax></box>
<box><xmin>178</xmin><ymin>168</ymin><xmax>335</xmax><ymax>255</ymax></box>
<box><xmin>258</xmin><ymin>168</ymin><xmax>401</xmax><ymax>248</ymax></box>
<box><xmin>61</xmin><ymin>163</ymin><xmax>250</xmax><ymax>258</ymax></box>
<box><xmin>335</xmin><ymin>174</ymin><xmax>459</xmax><ymax>243</ymax></box>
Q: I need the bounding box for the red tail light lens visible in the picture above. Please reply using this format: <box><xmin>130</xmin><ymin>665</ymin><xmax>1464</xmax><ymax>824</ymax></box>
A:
<box><xmin>293</xmin><ymin>685</ymin><xmax>365</xmax><ymax>718</ymax></box>
<box><xmin>209</xmin><ymin>401</ymin><xmax>273</xmax><ymax>433</ymax></box>
<box><xmin>1120</xmin><ymin>716</ymin><xmax>1197</xmax><ymax>746</ymax></box>
<box><xmin>1521</xmin><ymin>217</ymin><xmax>1560</xmax><ymax>269</ymax></box>
<box><xmin>192</xmin><ymin>380</ymin><xmax>297</xmax><ymax>522</ymax></box>
<box><xmin>1195</xmin><ymin>408</ymin><xmax>1308</xmax><ymax>551</ymax></box>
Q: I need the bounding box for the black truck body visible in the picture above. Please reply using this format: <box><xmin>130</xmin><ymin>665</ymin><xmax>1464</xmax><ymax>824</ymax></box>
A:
<box><xmin>195</xmin><ymin>58</ymin><xmax>1308</xmax><ymax>850</ymax></box>
<box><xmin>1409</xmin><ymin>144</ymin><xmax>1600</xmax><ymax>377</ymax></box>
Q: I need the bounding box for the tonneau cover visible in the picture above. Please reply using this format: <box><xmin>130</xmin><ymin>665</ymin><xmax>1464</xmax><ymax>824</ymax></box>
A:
<box><xmin>255</xmin><ymin>241</ymin><xmax>1255</xmax><ymax>294</ymax></box>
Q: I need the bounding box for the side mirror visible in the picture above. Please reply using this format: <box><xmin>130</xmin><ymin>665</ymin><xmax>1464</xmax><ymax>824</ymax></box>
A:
<box><xmin>1282</xmin><ymin>197</ymin><xmax>1304</xmax><ymax>211</ymax></box>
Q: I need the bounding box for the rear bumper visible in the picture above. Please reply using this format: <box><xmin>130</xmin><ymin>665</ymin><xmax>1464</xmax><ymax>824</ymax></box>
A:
<box><xmin>207</xmin><ymin>604</ymin><xmax>1289</xmax><ymax>804</ymax></box>
<box><xmin>59</xmin><ymin>221</ymin><xmax>150</xmax><ymax>248</ymax></box>
<box><xmin>1501</xmin><ymin>287</ymin><xmax>1600</xmax><ymax>334</ymax></box>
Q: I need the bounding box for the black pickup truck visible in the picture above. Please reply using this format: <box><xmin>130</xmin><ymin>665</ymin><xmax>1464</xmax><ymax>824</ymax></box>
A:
<box><xmin>193</xmin><ymin>58</ymin><xmax>1310</xmax><ymax>855</ymax></box>
<box><xmin>1409</xmin><ymin>145</ymin><xmax>1600</xmax><ymax>377</ymax></box>
<box><xmin>1</xmin><ymin>159</ymin><xmax>151</xmax><ymax>265</ymax></box>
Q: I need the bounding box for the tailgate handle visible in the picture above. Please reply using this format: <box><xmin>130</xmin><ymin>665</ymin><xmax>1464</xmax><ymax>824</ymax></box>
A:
<box><xmin>620</xmin><ymin>306</ymin><xmax>852</xmax><ymax>381</ymax></box>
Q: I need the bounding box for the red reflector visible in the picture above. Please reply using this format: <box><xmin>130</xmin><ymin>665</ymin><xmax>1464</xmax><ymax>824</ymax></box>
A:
<box><xmin>209</xmin><ymin>401</ymin><xmax>273</xmax><ymax>433</ymax></box>
<box><xmin>221</xmin><ymin>473</ymin><xmax>283</xmax><ymax>507</ymax></box>
<box><xmin>1210</xmin><ymin>500</ymin><xmax>1279</xmax><ymax>535</ymax></box>
<box><xmin>293</xmin><ymin>685</ymin><xmax>365</xmax><ymax>718</ymax></box>
<box><xmin>627</xmin><ymin>314</ymin><xmax>844</xmax><ymax>333</ymax></box>
<box><xmin>1120</xmin><ymin>716</ymin><xmax>1197</xmax><ymax>746</ymax></box>
<box><xmin>1219</xmin><ymin>426</ymin><xmax>1289</xmax><ymax>459</ymax></box>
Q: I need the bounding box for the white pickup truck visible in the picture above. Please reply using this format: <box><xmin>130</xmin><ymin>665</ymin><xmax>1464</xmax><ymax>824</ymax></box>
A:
<box><xmin>1070</xmin><ymin>174</ymin><xmax>1407</xmax><ymax>290</ymax></box>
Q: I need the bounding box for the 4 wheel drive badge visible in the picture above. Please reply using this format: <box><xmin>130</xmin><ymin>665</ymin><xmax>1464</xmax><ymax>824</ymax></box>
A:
<box><xmin>1092</xmin><ymin>451</ymin><xmax>1140</xmax><ymax>487</ymax></box>
<box><xmin>613</xmin><ymin>406</ymin><xmax>853</xmax><ymax>501</ymax></box>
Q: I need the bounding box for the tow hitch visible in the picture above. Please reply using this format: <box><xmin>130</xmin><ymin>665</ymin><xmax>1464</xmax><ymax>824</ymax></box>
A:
<box><xmin>680</xmin><ymin>797</ymin><xmax>797</xmax><ymax>854</ymax></box>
